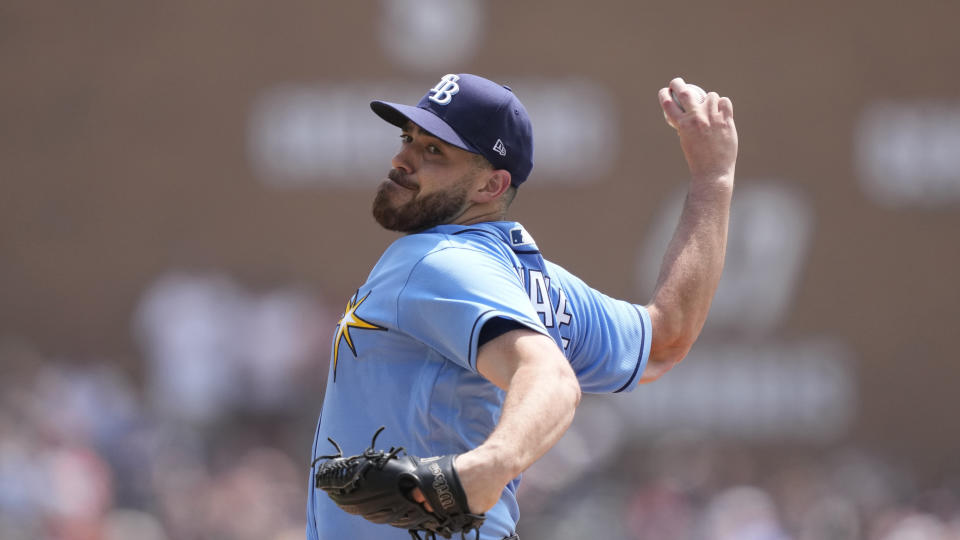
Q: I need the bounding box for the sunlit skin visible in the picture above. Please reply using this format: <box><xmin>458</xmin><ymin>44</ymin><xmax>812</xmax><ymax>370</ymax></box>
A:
<box><xmin>372</xmin><ymin>123</ymin><xmax>513</xmax><ymax>233</ymax></box>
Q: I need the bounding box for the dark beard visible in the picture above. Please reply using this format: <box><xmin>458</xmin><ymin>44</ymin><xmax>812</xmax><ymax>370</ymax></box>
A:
<box><xmin>372</xmin><ymin>172</ymin><xmax>470</xmax><ymax>233</ymax></box>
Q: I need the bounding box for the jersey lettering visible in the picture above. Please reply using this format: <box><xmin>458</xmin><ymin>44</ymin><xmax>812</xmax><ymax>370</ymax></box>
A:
<box><xmin>555</xmin><ymin>287</ymin><xmax>573</xmax><ymax>349</ymax></box>
<box><xmin>527</xmin><ymin>270</ymin><xmax>554</xmax><ymax>327</ymax></box>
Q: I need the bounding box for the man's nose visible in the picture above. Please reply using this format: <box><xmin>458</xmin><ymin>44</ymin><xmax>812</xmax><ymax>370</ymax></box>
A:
<box><xmin>391</xmin><ymin>145</ymin><xmax>416</xmax><ymax>173</ymax></box>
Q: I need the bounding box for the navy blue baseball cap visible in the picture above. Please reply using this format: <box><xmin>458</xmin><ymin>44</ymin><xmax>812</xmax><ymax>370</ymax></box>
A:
<box><xmin>371</xmin><ymin>73</ymin><xmax>535</xmax><ymax>187</ymax></box>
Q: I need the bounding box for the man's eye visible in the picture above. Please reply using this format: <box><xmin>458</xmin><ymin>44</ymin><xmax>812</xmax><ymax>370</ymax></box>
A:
<box><xmin>426</xmin><ymin>145</ymin><xmax>441</xmax><ymax>155</ymax></box>
<box><xmin>400</xmin><ymin>134</ymin><xmax>412</xmax><ymax>143</ymax></box>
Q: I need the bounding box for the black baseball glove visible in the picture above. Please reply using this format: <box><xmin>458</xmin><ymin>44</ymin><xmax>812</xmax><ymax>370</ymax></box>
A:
<box><xmin>313</xmin><ymin>427</ymin><xmax>485</xmax><ymax>540</ymax></box>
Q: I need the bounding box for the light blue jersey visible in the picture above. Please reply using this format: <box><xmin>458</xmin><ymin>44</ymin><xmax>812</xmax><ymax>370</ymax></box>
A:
<box><xmin>307</xmin><ymin>221</ymin><xmax>651</xmax><ymax>540</ymax></box>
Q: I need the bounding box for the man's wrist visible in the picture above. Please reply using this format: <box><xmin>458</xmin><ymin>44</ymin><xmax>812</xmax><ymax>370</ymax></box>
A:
<box><xmin>454</xmin><ymin>446</ymin><xmax>517</xmax><ymax>513</ymax></box>
<box><xmin>689</xmin><ymin>172</ymin><xmax>735</xmax><ymax>197</ymax></box>
<box><xmin>457</xmin><ymin>445</ymin><xmax>518</xmax><ymax>485</ymax></box>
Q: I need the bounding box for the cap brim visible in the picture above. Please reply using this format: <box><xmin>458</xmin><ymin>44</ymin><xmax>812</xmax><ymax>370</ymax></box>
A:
<box><xmin>370</xmin><ymin>100</ymin><xmax>479</xmax><ymax>155</ymax></box>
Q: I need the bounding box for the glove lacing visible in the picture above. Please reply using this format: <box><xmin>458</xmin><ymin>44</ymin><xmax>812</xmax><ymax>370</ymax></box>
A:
<box><xmin>312</xmin><ymin>426</ymin><xmax>404</xmax><ymax>488</ymax></box>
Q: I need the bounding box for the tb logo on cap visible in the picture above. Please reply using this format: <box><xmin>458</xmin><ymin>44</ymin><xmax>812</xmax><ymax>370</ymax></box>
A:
<box><xmin>428</xmin><ymin>74</ymin><xmax>460</xmax><ymax>105</ymax></box>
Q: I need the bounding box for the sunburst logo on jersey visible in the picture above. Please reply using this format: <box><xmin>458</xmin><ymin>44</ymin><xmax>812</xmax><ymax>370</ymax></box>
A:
<box><xmin>332</xmin><ymin>289</ymin><xmax>386</xmax><ymax>381</ymax></box>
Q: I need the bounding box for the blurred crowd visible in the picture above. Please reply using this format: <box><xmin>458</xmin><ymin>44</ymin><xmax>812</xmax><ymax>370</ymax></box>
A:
<box><xmin>1</xmin><ymin>272</ymin><xmax>958</xmax><ymax>540</ymax></box>
<box><xmin>0</xmin><ymin>272</ymin><xmax>332</xmax><ymax>540</ymax></box>
<box><xmin>519</xmin><ymin>421</ymin><xmax>960</xmax><ymax>539</ymax></box>
<box><xmin>0</xmin><ymin>340</ymin><xmax>312</xmax><ymax>540</ymax></box>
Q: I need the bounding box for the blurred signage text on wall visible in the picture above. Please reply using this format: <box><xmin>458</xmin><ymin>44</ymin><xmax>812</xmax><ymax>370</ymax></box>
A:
<box><xmin>247</xmin><ymin>78</ymin><xmax>618</xmax><ymax>188</ymax></box>
<box><xmin>618</xmin><ymin>339</ymin><xmax>856</xmax><ymax>442</ymax></box>
<box><xmin>856</xmin><ymin>100</ymin><xmax>960</xmax><ymax>207</ymax></box>
<box><xmin>378</xmin><ymin>0</ymin><xmax>485</xmax><ymax>72</ymax></box>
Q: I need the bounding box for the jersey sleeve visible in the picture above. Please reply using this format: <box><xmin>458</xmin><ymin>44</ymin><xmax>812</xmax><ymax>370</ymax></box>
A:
<box><xmin>548</xmin><ymin>262</ymin><xmax>652</xmax><ymax>393</ymax></box>
<box><xmin>396</xmin><ymin>246</ymin><xmax>550</xmax><ymax>372</ymax></box>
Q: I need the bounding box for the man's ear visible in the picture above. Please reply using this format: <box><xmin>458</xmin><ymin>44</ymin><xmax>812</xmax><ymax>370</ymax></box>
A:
<box><xmin>472</xmin><ymin>170</ymin><xmax>512</xmax><ymax>203</ymax></box>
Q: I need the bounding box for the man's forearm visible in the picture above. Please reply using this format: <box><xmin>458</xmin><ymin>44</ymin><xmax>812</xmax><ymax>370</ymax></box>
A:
<box><xmin>459</xmin><ymin>330</ymin><xmax>581</xmax><ymax>512</ymax></box>
<box><xmin>471</xmin><ymin>346</ymin><xmax>579</xmax><ymax>475</ymax></box>
<box><xmin>648</xmin><ymin>179</ymin><xmax>733</xmax><ymax>359</ymax></box>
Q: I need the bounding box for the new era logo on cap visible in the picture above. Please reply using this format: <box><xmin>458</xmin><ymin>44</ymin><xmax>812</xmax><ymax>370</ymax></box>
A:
<box><xmin>369</xmin><ymin>73</ymin><xmax>535</xmax><ymax>187</ymax></box>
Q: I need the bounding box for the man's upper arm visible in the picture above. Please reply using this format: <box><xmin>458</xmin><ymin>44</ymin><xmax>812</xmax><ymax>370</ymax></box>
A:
<box><xmin>476</xmin><ymin>328</ymin><xmax>571</xmax><ymax>391</ymax></box>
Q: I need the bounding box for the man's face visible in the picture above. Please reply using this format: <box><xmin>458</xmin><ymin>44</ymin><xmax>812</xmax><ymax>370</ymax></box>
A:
<box><xmin>372</xmin><ymin>123</ymin><xmax>487</xmax><ymax>233</ymax></box>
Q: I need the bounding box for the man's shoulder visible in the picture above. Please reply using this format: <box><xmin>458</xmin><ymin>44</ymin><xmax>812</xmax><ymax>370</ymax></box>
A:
<box><xmin>384</xmin><ymin>224</ymin><xmax>519</xmax><ymax>266</ymax></box>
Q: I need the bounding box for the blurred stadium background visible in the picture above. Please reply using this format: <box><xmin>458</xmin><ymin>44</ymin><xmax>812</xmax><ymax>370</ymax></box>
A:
<box><xmin>2</xmin><ymin>1</ymin><xmax>959</xmax><ymax>539</ymax></box>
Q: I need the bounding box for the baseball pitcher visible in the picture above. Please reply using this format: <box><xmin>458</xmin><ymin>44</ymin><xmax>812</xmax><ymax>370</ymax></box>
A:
<box><xmin>307</xmin><ymin>73</ymin><xmax>738</xmax><ymax>539</ymax></box>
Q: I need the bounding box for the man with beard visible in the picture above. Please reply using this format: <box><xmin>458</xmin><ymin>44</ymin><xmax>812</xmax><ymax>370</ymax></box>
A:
<box><xmin>307</xmin><ymin>73</ymin><xmax>738</xmax><ymax>540</ymax></box>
